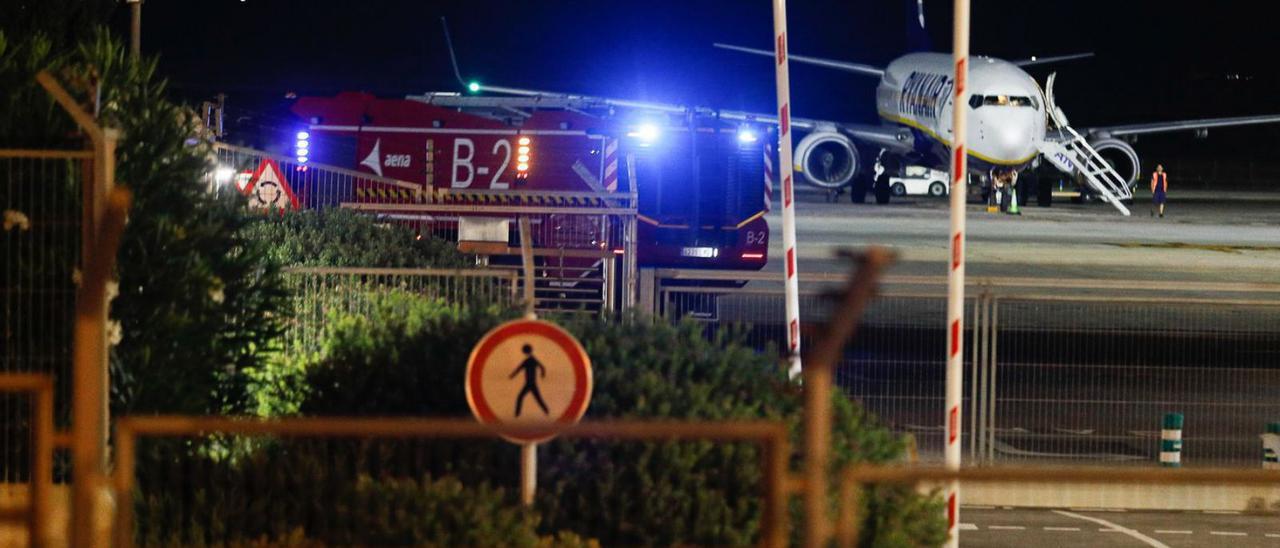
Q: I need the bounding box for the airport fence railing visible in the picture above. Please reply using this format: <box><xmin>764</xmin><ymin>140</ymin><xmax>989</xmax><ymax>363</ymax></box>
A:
<box><xmin>110</xmin><ymin>417</ymin><xmax>790</xmax><ymax>548</ymax></box>
<box><xmin>281</xmin><ymin>267</ymin><xmax>520</xmax><ymax>355</ymax></box>
<box><xmin>647</xmin><ymin>268</ymin><xmax>1280</xmax><ymax>468</ymax></box>
<box><xmin>214</xmin><ymin>142</ymin><xmax>639</xmax><ymax>315</ymax></box>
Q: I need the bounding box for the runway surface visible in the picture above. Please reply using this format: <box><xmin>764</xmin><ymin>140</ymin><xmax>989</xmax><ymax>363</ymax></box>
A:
<box><xmin>768</xmin><ymin>189</ymin><xmax>1280</xmax><ymax>282</ymax></box>
<box><xmin>960</xmin><ymin>507</ymin><xmax>1280</xmax><ymax>547</ymax></box>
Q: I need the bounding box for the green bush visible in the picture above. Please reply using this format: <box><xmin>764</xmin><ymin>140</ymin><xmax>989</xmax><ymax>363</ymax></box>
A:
<box><xmin>301</xmin><ymin>290</ymin><xmax>519</xmax><ymax>417</ymax></box>
<box><xmin>541</xmin><ymin>317</ymin><xmax>945</xmax><ymax>546</ymax></box>
<box><xmin>133</xmin><ymin>445</ymin><xmax>560</xmax><ymax>547</ymax></box>
<box><xmin>299</xmin><ymin>304</ymin><xmax>945</xmax><ymax>546</ymax></box>
<box><xmin>244</xmin><ymin>208</ymin><xmax>470</xmax><ymax>268</ymax></box>
<box><xmin>0</xmin><ymin>30</ymin><xmax>291</xmax><ymax>416</ymax></box>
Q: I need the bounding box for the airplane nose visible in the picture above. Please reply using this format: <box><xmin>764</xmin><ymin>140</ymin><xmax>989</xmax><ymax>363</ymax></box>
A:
<box><xmin>995</xmin><ymin>120</ymin><xmax>1037</xmax><ymax>162</ymax></box>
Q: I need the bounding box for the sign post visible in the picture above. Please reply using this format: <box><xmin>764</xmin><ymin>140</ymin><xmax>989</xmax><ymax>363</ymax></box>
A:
<box><xmin>466</xmin><ymin>318</ymin><xmax>593</xmax><ymax>506</ymax></box>
<box><xmin>946</xmin><ymin>0</ymin><xmax>972</xmax><ymax>546</ymax></box>
<box><xmin>771</xmin><ymin>0</ymin><xmax>803</xmax><ymax>379</ymax></box>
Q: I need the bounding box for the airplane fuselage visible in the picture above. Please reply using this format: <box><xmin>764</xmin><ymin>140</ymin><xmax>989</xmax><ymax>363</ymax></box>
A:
<box><xmin>876</xmin><ymin>53</ymin><xmax>1046</xmax><ymax>175</ymax></box>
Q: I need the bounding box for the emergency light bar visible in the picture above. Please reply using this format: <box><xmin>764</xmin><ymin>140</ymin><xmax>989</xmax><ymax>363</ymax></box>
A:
<box><xmin>516</xmin><ymin>136</ymin><xmax>531</xmax><ymax>178</ymax></box>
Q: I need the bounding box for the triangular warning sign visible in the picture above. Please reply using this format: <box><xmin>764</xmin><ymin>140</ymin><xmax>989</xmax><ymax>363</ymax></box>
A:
<box><xmin>242</xmin><ymin>158</ymin><xmax>300</xmax><ymax>212</ymax></box>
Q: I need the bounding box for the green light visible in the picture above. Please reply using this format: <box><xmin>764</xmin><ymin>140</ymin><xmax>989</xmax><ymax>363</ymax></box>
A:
<box><xmin>467</xmin><ymin>81</ymin><xmax>481</xmax><ymax>93</ymax></box>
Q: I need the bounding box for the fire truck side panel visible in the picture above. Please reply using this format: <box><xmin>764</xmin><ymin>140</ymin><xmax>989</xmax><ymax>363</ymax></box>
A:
<box><xmin>288</xmin><ymin>93</ymin><xmax>765</xmax><ymax>271</ymax></box>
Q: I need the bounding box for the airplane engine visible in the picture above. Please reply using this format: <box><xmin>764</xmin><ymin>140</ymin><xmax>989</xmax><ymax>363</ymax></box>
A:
<box><xmin>1089</xmin><ymin>138</ymin><xmax>1141</xmax><ymax>189</ymax></box>
<box><xmin>794</xmin><ymin>131</ymin><xmax>859</xmax><ymax>189</ymax></box>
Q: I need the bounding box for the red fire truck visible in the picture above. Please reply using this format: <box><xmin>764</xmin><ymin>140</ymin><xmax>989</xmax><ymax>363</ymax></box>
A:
<box><xmin>287</xmin><ymin>91</ymin><xmax>771</xmax><ymax>271</ymax></box>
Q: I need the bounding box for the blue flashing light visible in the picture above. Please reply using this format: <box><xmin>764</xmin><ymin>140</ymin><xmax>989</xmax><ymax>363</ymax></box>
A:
<box><xmin>296</xmin><ymin>148</ymin><xmax>309</xmax><ymax>157</ymax></box>
<box><xmin>468</xmin><ymin>81</ymin><xmax>481</xmax><ymax>93</ymax></box>
<box><xmin>627</xmin><ymin>123</ymin><xmax>661</xmax><ymax>145</ymax></box>
<box><xmin>297</xmin><ymin>156</ymin><xmax>309</xmax><ymax>164</ymax></box>
<box><xmin>296</xmin><ymin>131</ymin><xmax>310</xmax><ymax>140</ymax></box>
<box><xmin>296</xmin><ymin>140</ymin><xmax>309</xmax><ymax>149</ymax></box>
<box><xmin>737</xmin><ymin>128</ymin><xmax>759</xmax><ymax>144</ymax></box>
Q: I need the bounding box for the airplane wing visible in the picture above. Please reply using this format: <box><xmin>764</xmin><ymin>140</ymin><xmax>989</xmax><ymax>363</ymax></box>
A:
<box><xmin>712</xmin><ymin>43</ymin><xmax>885</xmax><ymax>78</ymax></box>
<box><xmin>1082</xmin><ymin>115</ymin><xmax>1280</xmax><ymax>138</ymax></box>
<box><xmin>465</xmin><ymin>83</ymin><xmax>912</xmax><ymax>151</ymax></box>
<box><xmin>1011</xmin><ymin>53</ymin><xmax>1093</xmax><ymax>67</ymax></box>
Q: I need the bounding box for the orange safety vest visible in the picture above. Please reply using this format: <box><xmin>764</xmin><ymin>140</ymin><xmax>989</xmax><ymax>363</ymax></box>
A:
<box><xmin>1151</xmin><ymin>172</ymin><xmax>1167</xmax><ymax>193</ymax></box>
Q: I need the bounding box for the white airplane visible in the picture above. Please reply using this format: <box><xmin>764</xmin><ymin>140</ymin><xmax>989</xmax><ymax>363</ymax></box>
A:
<box><xmin>713</xmin><ymin>5</ymin><xmax>1280</xmax><ymax>216</ymax></box>
<box><xmin>716</xmin><ymin>43</ymin><xmax>1280</xmax><ymax>215</ymax></box>
<box><xmin>445</xmin><ymin>7</ymin><xmax>1280</xmax><ymax>216</ymax></box>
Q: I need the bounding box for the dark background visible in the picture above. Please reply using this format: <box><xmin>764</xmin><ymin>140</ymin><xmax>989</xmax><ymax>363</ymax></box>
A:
<box><xmin>12</xmin><ymin>0</ymin><xmax>1280</xmax><ymax>161</ymax></box>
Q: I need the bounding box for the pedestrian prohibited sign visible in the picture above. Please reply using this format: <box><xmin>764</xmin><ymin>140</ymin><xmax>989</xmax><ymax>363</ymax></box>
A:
<box><xmin>465</xmin><ymin>319</ymin><xmax>593</xmax><ymax>443</ymax></box>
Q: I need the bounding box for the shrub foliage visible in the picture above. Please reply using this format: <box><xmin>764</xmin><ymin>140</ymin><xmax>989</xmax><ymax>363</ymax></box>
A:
<box><xmin>297</xmin><ymin>304</ymin><xmax>946</xmax><ymax>546</ymax></box>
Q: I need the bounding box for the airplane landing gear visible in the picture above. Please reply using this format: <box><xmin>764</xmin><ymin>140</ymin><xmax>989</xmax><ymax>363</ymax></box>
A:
<box><xmin>874</xmin><ymin>171</ymin><xmax>892</xmax><ymax>204</ymax></box>
<box><xmin>848</xmin><ymin>171</ymin><xmax>870</xmax><ymax>203</ymax></box>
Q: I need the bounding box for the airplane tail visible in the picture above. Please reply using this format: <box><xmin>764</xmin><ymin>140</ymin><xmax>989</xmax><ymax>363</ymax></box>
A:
<box><xmin>905</xmin><ymin>0</ymin><xmax>933</xmax><ymax>52</ymax></box>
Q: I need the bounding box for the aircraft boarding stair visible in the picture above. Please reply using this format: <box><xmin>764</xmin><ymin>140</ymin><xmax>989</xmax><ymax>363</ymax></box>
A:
<box><xmin>1037</xmin><ymin>73</ymin><xmax>1133</xmax><ymax>216</ymax></box>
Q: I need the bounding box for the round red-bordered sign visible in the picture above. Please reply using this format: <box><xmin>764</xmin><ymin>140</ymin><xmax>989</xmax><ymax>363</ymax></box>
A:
<box><xmin>465</xmin><ymin>319</ymin><xmax>592</xmax><ymax>443</ymax></box>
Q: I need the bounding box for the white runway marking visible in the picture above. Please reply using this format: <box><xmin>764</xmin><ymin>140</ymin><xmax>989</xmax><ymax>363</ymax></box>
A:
<box><xmin>959</xmin><ymin>523</ymin><xmax>978</xmax><ymax>530</ymax></box>
<box><xmin>1052</xmin><ymin>510</ymin><xmax>1171</xmax><ymax>548</ymax></box>
<box><xmin>1154</xmin><ymin>530</ymin><xmax>1193</xmax><ymax>534</ymax></box>
<box><xmin>1204</xmin><ymin>510</ymin><xmax>1241</xmax><ymax>515</ymax></box>
<box><xmin>1210</xmin><ymin>531</ymin><xmax>1247</xmax><ymax>536</ymax></box>
<box><xmin>1043</xmin><ymin>527</ymin><xmax>1081</xmax><ymax>531</ymax></box>
<box><xmin>1265</xmin><ymin>533</ymin><xmax>1280</xmax><ymax>538</ymax></box>
<box><xmin>988</xmin><ymin>525</ymin><xmax>1026</xmax><ymax>530</ymax></box>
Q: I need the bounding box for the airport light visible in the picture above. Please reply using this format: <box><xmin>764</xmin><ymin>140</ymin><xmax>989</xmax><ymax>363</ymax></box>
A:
<box><xmin>468</xmin><ymin>81</ymin><xmax>481</xmax><ymax>93</ymax></box>
<box><xmin>737</xmin><ymin>127</ymin><xmax>759</xmax><ymax>144</ymax></box>
<box><xmin>296</xmin><ymin>131</ymin><xmax>309</xmax><ymax>140</ymax></box>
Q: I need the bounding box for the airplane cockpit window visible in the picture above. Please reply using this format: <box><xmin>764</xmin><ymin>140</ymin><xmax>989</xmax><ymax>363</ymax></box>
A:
<box><xmin>969</xmin><ymin>95</ymin><xmax>1039</xmax><ymax>110</ymax></box>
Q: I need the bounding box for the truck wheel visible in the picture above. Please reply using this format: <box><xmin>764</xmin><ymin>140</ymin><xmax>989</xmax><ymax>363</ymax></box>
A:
<box><xmin>928</xmin><ymin>182</ymin><xmax>947</xmax><ymax>196</ymax></box>
<box><xmin>891</xmin><ymin>183</ymin><xmax>907</xmax><ymax>196</ymax></box>
<box><xmin>874</xmin><ymin>175</ymin><xmax>892</xmax><ymax>204</ymax></box>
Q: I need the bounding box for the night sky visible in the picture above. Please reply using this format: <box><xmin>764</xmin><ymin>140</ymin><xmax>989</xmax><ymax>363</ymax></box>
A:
<box><xmin>121</xmin><ymin>0</ymin><xmax>1280</xmax><ymax>158</ymax></box>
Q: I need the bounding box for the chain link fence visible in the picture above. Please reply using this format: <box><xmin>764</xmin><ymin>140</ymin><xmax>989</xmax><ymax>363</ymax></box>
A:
<box><xmin>2</xmin><ymin>152</ymin><xmax>90</xmax><ymax>483</ymax></box>
<box><xmin>653</xmin><ymin>269</ymin><xmax>1280</xmax><ymax>468</ymax></box>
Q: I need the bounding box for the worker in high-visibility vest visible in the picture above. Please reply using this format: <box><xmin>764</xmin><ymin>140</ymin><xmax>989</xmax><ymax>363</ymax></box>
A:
<box><xmin>1151</xmin><ymin>164</ymin><xmax>1169</xmax><ymax>218</ymax></box>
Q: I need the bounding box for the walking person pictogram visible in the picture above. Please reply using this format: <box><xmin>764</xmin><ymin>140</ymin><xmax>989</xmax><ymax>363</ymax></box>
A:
<box><xmin>510</xmin><ymin>344</ymin><xmax>549</xmax><ymax>417</ymax></box>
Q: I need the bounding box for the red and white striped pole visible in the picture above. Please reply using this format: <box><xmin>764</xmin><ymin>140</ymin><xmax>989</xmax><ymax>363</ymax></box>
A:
<box><xmin>945</xmin><ymin>0</ymin><xmax>971</xmax><ymax>546</ymax></box>
<box><xmin>771</xmin><ymin>0</ymin><xmax>803</xmax><ymax>379</ymax></box>
<box><xmin>763</xmin><ymin>141</ymin><xmax>774</xmax><ymax>212</ymax></box>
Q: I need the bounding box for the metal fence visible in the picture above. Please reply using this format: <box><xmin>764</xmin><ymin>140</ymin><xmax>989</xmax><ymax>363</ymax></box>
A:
<box><xmin>282</xmin><ymin>267</ymin><xmax>520</xmax><ymax>355</ymax></box>
<box><xmin>111</xmin><ymin>417</ymin><xmax>789</xmax><ymax>548</ymax></box>
<box><xmin>215</xmin><ymin>143</ymin><xmax>639</xmax><ymax>314</ymax></box>
<box><xmin>1</xmin><ymin>153</ymin><xmax>86</xmax><ymax>482</ymax></box>
<box><xmin>650</xmin><ymin>269</ymin><xmax>1280</xmax><ymax>468</ymax></box>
